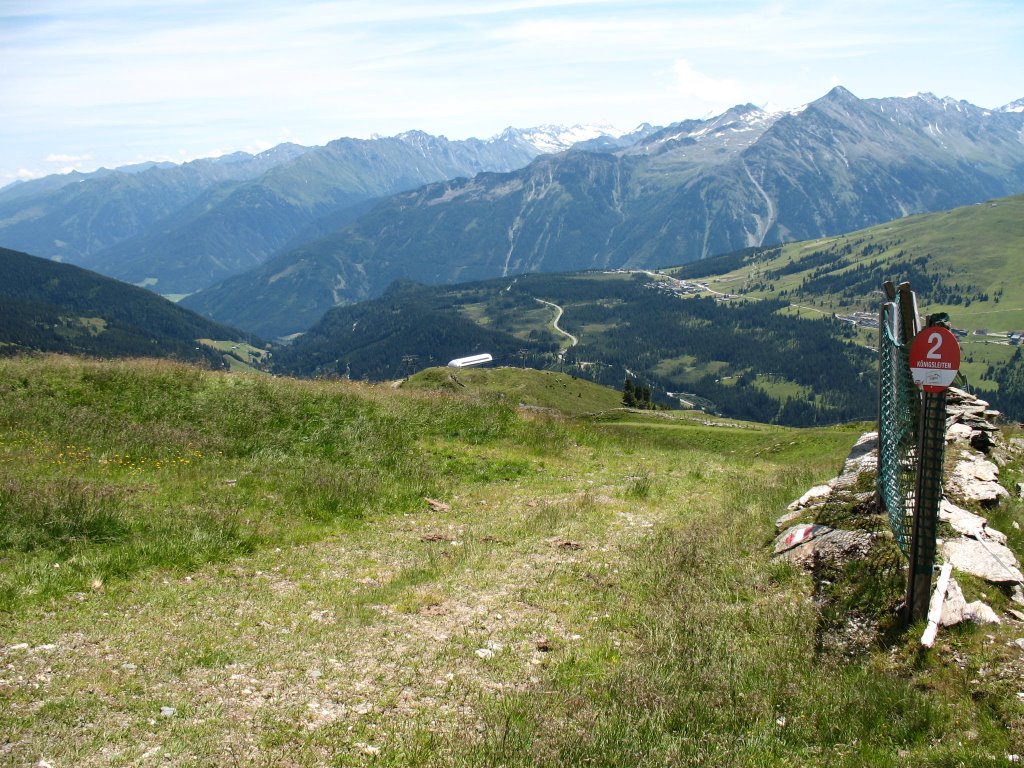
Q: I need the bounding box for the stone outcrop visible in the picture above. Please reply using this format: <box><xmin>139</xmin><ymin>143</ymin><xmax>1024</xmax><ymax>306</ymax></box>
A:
<box><xmin>778</xmin><ymin>385</ymin><xmax>1021</xmax><ymax>645</ymax></box>
<box><xmin>945</xmin><ymin>387</ymin><xmax>1000</xmax><ymax>454</ymax></box>
<box><xmin>946</xmin><ymin>450</ymin><xmax>1010</xmax><ymax>507</ymax></box>
<box><xmin>773</xmin><ymin>524</ymin><xmax>874</xmax><ymax>570</ymax></box>
<box><xmin>939</xmin><ymin>499</ymin><xmax>1007</xmax><ymax>545</ymax></box>
<box><xmin>779</xmin><ymin>432</ymin><xmax>877</xmax><ymax>528</ymax></box>
<box><xmin>939</xmin><ymin>538</ymin><xmax>1024</xmax><ymax>583</ymax></box>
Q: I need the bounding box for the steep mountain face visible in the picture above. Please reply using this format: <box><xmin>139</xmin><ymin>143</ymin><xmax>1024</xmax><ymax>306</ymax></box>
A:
<box><xmin>184</xmin><ymin>88</ymin><xmax>1024</xmax><ymax>338</ymax></box>
<box><xmin>0</xmin><ymin>126</ymin><xmax>635</xmax><ymax>295</ymax></box>
<box><xmin>742</xmin><ymin>89</ymin><xmax>1024</xmax><ymax>243</ymax></box>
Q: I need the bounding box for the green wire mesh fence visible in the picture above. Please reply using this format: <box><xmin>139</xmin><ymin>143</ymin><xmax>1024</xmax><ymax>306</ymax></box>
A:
<box><xmin>877</xmin><ymin>298</ymin><xmax>918</xmax><ymax>558</ymax></box>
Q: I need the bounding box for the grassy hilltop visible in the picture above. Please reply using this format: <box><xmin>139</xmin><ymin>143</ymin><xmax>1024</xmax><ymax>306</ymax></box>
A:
<box><xmin>1</xmin><ymin>356</ymin><xmax>1022</xmax><ymax>766</ymax></box>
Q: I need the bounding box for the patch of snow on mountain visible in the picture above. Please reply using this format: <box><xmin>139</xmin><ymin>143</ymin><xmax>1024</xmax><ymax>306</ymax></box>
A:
<box><xmin>491</xmin><ymin>124</ymin><xmax>627</xmax><ymax>153</ymax></box>
<box><xmin>1000</xmin><ymin>97</ymin><xmax>1024</xmax><ymax>113</ymax></box>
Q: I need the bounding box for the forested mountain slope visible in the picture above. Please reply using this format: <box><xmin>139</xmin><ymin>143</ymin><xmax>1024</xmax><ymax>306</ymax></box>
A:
<box><xmin>0</xmin><ymin>246</ymin><xmax>253</xmax><ymax>365</ymax></box>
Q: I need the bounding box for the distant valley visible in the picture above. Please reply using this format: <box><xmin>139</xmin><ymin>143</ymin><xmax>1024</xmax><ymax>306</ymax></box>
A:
<box><xmin>2</xmin><ymin>87</ymin><xmax>1023</xmax><ymax>425</ymax></box>
<box><xmin>271</xmin><ymin>194</ymin><xmax>1024</xmax><ymax>425</ymax></box>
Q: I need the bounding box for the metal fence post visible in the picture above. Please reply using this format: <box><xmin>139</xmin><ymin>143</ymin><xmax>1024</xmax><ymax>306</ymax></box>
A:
<box><xmin>904</xmin><ymin>315</ymin><xmax>953</xmax><ymax>624</ymax></box>
<box><xmin>905</xmin><ymin>383</ymin><xmax>947</xmax><ymax>622</ymax></box>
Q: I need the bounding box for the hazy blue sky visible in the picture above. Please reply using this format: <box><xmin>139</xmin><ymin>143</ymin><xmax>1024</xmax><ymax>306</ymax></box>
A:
<box><xmin>2</xmin><ymin>0</ymin><xmax>1022</xmax><ymax>185</ymax></box>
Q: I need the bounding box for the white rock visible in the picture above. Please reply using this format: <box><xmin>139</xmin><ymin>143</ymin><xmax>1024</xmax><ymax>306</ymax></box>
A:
<box><xmin>941</xmin><ymin>538</ymin><xmax>1024</xmax><ymax>583</ymax></box>
<box><xmin>964</xmin><ymin>601</ymin><xmax>1001</xmax><ymax>625</ymax></box>
<box><xmin>787</xmin><ymin>484</ymin><xmax>832</xmax><ymax>511</ymax></box>
<box><xmin>776</xmin><ymin>528</ymin><xmax>873</xmax><ymax>570</ymax></box>
<box><xmin>947</xmin><ymin>453</ymin><xmax>1010</xmax><ymax>506</ymax></box>
<box><xmin>775</xmin><ymin>508</ymin><xmax>805</xmax><ymax>530</ymax></box>
<box><xmin>940</xmin><ymin>578</ymin><xmax>967</xmax><ymax>626</ymax></box>
<box><xmin>946</xmin><ymin>423</ymin><xmax>974</xmax><ymax>441</ymax></box>
<box><xmin>827</xmin><ymin>433</ymin><xmax>879</xmax><ymax>490</ymax></box>
<box><xmin>939</xmin><ymin>500</ymin><xmax>1007</xmax><ymax>544</ymax></box>
<box><xmin>773</xmin><ymin>524</ymin><xmax>831</xmax><ymax>555</ymax></box>
<box><xmin>475</xmin><ymin>648</ymin><xmax>495</xmax><ymax>659</ymax></box>
<box><xmin>160</xmin><ymin>706</ymin><xmax>176</xmax><ymax>718</ymax></box>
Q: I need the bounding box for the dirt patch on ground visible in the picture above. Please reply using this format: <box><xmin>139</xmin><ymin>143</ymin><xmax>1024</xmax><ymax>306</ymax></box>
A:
<box><xmin>1</xmin><ymin>481</ymin><xmax>663</xmax><ymax>766</ymax></box>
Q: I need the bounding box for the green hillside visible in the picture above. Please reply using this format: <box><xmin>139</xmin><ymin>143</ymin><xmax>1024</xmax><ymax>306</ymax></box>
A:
<box><xmin>1</xmin><ymin>355</ymin><xmax>1021</xmax><ymax>765</ymax></box>
<box><xmin>402</xmin><ymin>366</ymin><xmax>625</xmax><ymax>416</ymax></box>
<box><xmin>271</xmin><ymin>193</ymin><xmax>1024</xmax><ymax>423</ymax></box>
<box><xmin>671</xmin><ymin>193</ymin><xmax>1024</xmax><ymax>415</ymax></box>
<box><xmin>685</xmin><ymin>193</ymin><xmax>1024</xmax><ymax>331</ymax></box>
<box><xmin>0</xmin><ymin>246</ymin><xmax>258</xmax><ymax>367</ymax></box>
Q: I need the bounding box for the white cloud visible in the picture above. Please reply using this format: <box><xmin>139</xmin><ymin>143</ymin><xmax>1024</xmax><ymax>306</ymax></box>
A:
<box><xmin>45</xmin><ymin>153</ymin><xmax>93</xmax><ymax>163</ymax></box>
<box><xmin>672</xmin><ymin>60</ymin><xmax>745</xmax><ymax>106</ymax></box>
<box><xmin>2</xmin><ymin>0</ymin><xmax>1023</xmax><ymax>180</ymax></box>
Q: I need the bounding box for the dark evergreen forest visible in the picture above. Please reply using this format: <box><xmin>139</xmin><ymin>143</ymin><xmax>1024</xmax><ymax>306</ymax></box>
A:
<box><xmin>275</xmin><ymin>272</ymin><xmax>877</xmax><ymax>426</ymax></box>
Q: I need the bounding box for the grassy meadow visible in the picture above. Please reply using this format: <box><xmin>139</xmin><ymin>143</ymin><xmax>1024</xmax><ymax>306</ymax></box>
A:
<box><xmin>1</xmin><ymin>355</ymin><xmax>1022</xmax><ymax>766</ymax></box>
<box><xmin>402</xmin><ymin>366</ymin><xmax>624</xmax><ymax>416</ymax></box>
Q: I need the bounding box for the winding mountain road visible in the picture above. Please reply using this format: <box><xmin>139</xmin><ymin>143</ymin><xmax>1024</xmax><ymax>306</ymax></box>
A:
<box><xmin>535</xmin><ymin>298</ymin><xmax>579</xmax><ymax>349</ymax></box>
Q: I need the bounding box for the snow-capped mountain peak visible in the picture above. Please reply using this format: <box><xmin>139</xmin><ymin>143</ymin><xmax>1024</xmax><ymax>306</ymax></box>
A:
<box><xmin>1000</xmin><ymin>97</ymin><xmax>1024</xmax><ymax>113</ymax></box>
<box><xmin>493</xmin><ymin>123</ymin><xmax>627</xmax><ymax>153</ymax></box>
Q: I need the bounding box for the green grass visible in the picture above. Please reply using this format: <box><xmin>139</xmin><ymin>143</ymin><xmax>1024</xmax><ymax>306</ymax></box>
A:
<box><xmin>702</xmin><ymin>193</ymin><xmax>1024</xmax><ymax>334</ymax></box>
<box><xmin>402</xmin><ymin>365</ymin><xmax>625</xmax><ymax>416</ymax></box>
<box><xmin>0</xmin><ymin>355</ymin><xmax>1021</xmax><ymax>766</ymax></box>
<box><xmin>197</xmin><ymin>338</ymin><xmax>270</xmax><ymax>372</ymax></box>
<box><xmin>0</xmin><ymin>356</ymin><xmax>567</xmax><ymax>613</ymax></box>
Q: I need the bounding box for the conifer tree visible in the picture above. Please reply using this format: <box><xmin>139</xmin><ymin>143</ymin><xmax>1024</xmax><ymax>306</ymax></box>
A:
<box><xmin>622</xmin><ymin>377</ymin><xmax>637</xmax><ymax>407</ymax></box>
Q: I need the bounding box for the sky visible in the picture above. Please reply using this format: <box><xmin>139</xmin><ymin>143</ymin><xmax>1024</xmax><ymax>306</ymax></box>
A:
<box><xmin>2</xmin><ymin>0</ymin><xmax>1023</xmax><ymax>186</ymax></box>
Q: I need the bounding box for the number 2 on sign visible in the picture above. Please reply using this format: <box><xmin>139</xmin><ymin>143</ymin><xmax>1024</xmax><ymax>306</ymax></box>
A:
<box><xmin>926</xmin><ymin>331</ymin><xmax>943</xmax><ymax>360</ymax></box>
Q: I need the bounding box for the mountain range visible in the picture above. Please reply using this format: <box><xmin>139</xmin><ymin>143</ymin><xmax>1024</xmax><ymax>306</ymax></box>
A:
<box><xmin>0</xmin><ymin>124</ymin><xmax>649</xmax><ymax>296</ymax></box>
<box><xmin>2</xmin><ymin>87</ymin><xmax>1023</xmax><ymax>341</ymax></box>
<box><xmin>181</xmin><ymin>87</ymin><xmax>1024</xmax><ymax>337</ymax></box>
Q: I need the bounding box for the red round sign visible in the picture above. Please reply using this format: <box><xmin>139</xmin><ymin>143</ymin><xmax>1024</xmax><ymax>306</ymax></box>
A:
<box><xmin>908</xmin><ymin>327</ymin><xmax>961</xmax><ymax>392</ymax></box>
